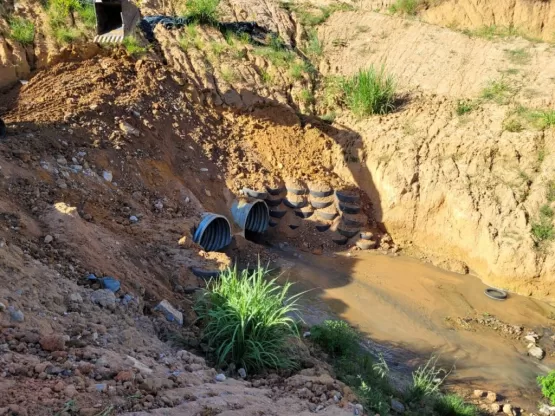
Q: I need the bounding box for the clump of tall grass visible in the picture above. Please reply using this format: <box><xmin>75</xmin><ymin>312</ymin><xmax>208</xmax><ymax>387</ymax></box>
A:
<box><xmin>311</xmin><ymin>319</ymin><xmax>360</xmax><ymax>357</ymax></box>
<box><xmin>8</xmin><ymin>17</ymin><xmax>35</xmax><ymax>45</ymax></box>
<box><xmin>182</xmin><ymin>0</ymin><xmax>220</xmax><ymax>24</ymax></box>
<box><xmin>123</xmin><ymin>36</ymin><xmax>147</xmax><ymax>57</ymax></box>
<box><xmin>389</xmin><ymin>0</ymin><xmax>419</xmax><ymax>16</ymax></box>
<box><xmin>196</xmin><ymin>265</ymin><xmax>301</xmax><ymax>372</ymax></box>
<box><xmin>406</xmin><ymin>355</ymin><xmax>450</xmax><ymax>403</ymax></box>
<box><xmin>341</xmin><ymin>66</ymin><xmax>396</xmax><ymax>117</ymax></box>
<box><xmin>433</xmin><ymin>394</ymin><xmax>480</xmax><ymax>416</ymax></box>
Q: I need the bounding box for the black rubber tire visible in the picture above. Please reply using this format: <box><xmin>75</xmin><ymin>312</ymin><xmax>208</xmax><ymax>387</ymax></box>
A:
<box><xmin>283</xmin><ymin>199</ymin><xmax>307</xmax><ymax>209</ymax></box>
<box><xmin>310</xmin><ymin>199</ymin><xmax>333</xmax><ymax>209</ymax></box>
<box><xmin>338</xmin><ymin>228</ymin><xmax>359</xmax><ymax>238</ymax></box>
<box><xmin>332</xmin><ymin>236</ymin><xmax>348</xmax><ymax>245</ymax></box>
<box><xmin>309</xmin><ymin>189</ymin><xmax>334</xmax><ymax>198</ymax></box>
<box><xmin>295</xmin><ymin>210</ymin><xmax>313</xmax><ymax>219</ymax></box>
<box><xmin>286</xmin><ymin>188</ymin><xmax>308</xmax><ymax>196</ymax></box>
<box><xmin>342</xmin><ymin>217</ymin><xmax>363</xmax><ymax>228</ymax></box>
<box><xmin>336</xmin><ymin>190</ymin><xmax>360</xmax><ymax>204</ymax></box>
<box><xmin>191</xmin><ymin>267</ymin><xmax>221</xmax><ymax>280</ymax></box>
<box><xmin>316</xmin><ymin>224</ymin><xmax>331</xmax><ymax>232</ymax></box>
<box><xmin>243</xmin><ymin>188</ymin><xmax>268</xmax><ymax>200</ymax></box>
<box><xmin>0</xmin><ymin>119</ymin><xmax>5</xmax><ymax>140</ymax></box>
<box><xmin>269</xmin><ymin>219</ymin><xmax>279</xmax><ymax>227</ymax></box>
<box><xmin>266</xmin><ymin>186</ymin><xmax>285</xmax><ymax>196</ymax></box>
<box><xmin>317</xmin><ymin>211</ymin><xmax>338</xmax><ymax>221</ymax></box>
<box><xmin>289</xmin><ymin>224</ymin><xmax>299</xmax><ymax>230</ymax></box>
<box><xmin>269</xmin><ymin>210</ymin><xmax>287</xmax><ymax>219</ymax></box>
<box><xmin>338</xmin><ymin>202</ymin><xmax>361</xmax><ymax>214</ymax></box>
<box><xmin>484</xmin><ymin>288</ymin><xmax>507</xmax><ymax>301</ymax></box>
<box><xmin>265</xmin><ymin>198</ymin><xmax>283</xmax><ymax>207</ymax></box>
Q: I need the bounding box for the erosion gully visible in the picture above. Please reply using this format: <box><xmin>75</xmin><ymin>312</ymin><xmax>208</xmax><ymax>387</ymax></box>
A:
<box><xmin>275</xmin><ymin>249</ymin><xmax>554</xmax><ymax>410</ymax></box>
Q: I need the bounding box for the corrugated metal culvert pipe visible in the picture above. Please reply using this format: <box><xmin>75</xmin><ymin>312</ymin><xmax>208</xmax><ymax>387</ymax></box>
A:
<box><xmin>231</xmin><ymin>199</ymin><xmax>269</xmax><ymax>234</ymax></box>
<box><xmin>192</xmin><ymin>213</ymin><xmax>232</xmax><ymax>251</ymax></box>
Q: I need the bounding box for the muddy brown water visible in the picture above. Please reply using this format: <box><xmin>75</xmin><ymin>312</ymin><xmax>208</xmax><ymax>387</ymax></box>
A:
<box><xmin>276</xmin><ymin>249</ymin><xmax>555</xmax><ymax>410</ymax></box>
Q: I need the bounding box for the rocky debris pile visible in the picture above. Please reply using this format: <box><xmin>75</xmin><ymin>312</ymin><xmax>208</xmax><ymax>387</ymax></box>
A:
<box><xmin>474</xmin><ymin>390</ymin><xmax>520</xmax><ymax>415</ymax></box>
<box><xmin>525</xmin><ymin>332</ymin><xmax>545</xmax><ymax>360</ymax></box>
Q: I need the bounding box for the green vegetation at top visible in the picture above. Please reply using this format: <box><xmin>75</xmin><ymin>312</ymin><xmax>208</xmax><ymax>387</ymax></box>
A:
<box><xmin>462</xmin><ymin>24</ymin><xmax>543</xmax><ymax>43</ymax></box>
<box><xmin>283</xmin><ymin>2</ymin><xmax>354</xmax><ymax>27</ymax></box>
<box><xmin>311</xmin><ymin>320</ymin><xmax>360</xmax><ymax>357</ymax></box>
<box><xmin>388</xmin><ymin>0</ymin><xmax>420</xmax><ymax>16</ymax></box>
<box><xmin>8</xmin><ymin>17</ymin><xmax>35</xmax><ymax>45</ymax></box>
<box><xmin>181</xmin><ymin>0</ymin><xmax>220</xmax><ymax>24</ymax></box>
<box><xmin>253</xmin><ymin>35</ymin><xmax>296</xmax><ymax>68</ymax></box>
<box><xmin>341</xmin><ymin>66</ymin><xmax>397</xmax><ymax>117</ymax></box>
<box><xmin>539</xmin><ymin>371</ymin><xmax>555</xmax><ymax>405</ymax></box>
<box><xmin>45</xmin><ymin>0</ymin><xmax>96</xmax><ymax>44</ymax></box>
<box><xmin>195</xmin><ymin>265</ymin><xmax>301</xmax><ymax>372</ymax></box>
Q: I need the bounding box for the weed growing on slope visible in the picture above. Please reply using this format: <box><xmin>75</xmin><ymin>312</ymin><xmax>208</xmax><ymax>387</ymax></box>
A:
<box><xmin>178</xmin><ymin>24</ymin><xmax>203</xmax><ymax>50</ymax></box>
<box><xmin>254</xmin><ymin>36</ymin><xmax>295</xmax><ymax>68</ymax></box>
<box><xmin>503</xmin><ymin>118</ymin><xmax>524</xmax><ymax>132</ymax></box>
<box><xmin>45</xmin><ymin>0</ymin><xmax>95</xmax><ymax>43</ymax></box>
<box><xmin>8</xmin><ymin>17</ymin><xmax>35</xmax><ymax>45</ymax></box>
<box><xmin>220</xmin><ymin>67</ymin><xmax>239</xmax><ymax>83</ymax></box>
<box><xmin>530</xmin><ymin>109</ymin><xmax>555</xmax><ymax>129</ymax></box>
<box><xmin>532</xmin><ymin>219</ymin><xmax>555</xmax><ymax>242</ymax></box>
<box><xmin>389</xmin><ymin>0</ymin><xmax>419</xmax><ymax>16</ymax></box>
<box><xmin>293</xmin><ymin>3</ymin><xmax>354</xmax><ymax>27</ymax></box>
<box><xmin>433</xmin><ymin>394</ymin><xmax>480</xmax><ymax>416</ymax></box>
<box><xmin>195</xmin><ymin>265</ymin><xmax>301</xmax><ymax>372</ymax></box>
<box><xmin>341</xmin><ymin>66</ymin><xmax>396</xmax><ymax>116</ymax></box>
<box><xmin>182</xmin><ymin>0</ymin><xmax>220</xmax><ymax>24</ymax></box>
<box><xmin>455</xmin><ymin>99</ymin><xmax>476</xmax><ymax>116</ymax></box>
<box><xmin>504</xmin><ymin>48</ymin><xmax>531</xmax><ymax>65</ymax></box>
<box><xmin>481</xmin><ymin>78</ymin><xmax>512</xmax><ymax>104</ymax></box>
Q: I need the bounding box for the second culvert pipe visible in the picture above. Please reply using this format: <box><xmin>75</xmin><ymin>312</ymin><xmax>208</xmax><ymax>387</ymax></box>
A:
<box><xmin>231</xmin><ymin>199</ymin><xmax>269</xmax><ymax>234</ymax></box>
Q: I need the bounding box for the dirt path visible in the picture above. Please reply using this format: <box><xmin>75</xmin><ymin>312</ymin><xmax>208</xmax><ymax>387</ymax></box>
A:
<box><xmin>277</xmin><ymin>249</ymin><xmax>554</xmax><ymax>411</ymax></box>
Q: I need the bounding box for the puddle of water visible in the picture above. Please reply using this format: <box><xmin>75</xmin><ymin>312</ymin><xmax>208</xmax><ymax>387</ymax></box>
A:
<box><xmin>276</xmin><ymin>250</ymin><xmax>554</xmax><ymax>409</ymax></box>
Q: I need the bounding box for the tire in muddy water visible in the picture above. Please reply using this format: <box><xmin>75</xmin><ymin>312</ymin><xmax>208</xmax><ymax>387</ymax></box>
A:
<box><xmin>484</xmin><ymin>288</ymin><xmax>508</xmax><ymax>301</ymax></box>
<box><xmin>192</xmin><ymin>213</ymin><xmax>232</xmax><ymax>251</ymax></box>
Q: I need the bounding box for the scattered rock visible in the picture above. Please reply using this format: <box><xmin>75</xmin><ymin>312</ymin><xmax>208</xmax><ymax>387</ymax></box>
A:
<box><xmin>215</xmin><ymin>373</ymin><xmax>226</xmax><ymax>382</ymax></box>
<box><xmin>64</xmin><ymin>384</ymin><xmax>78</xmax><ymax>398</ymax></box>
<box><xmin>539</xmin><ymin>403</ymin><xmax>555</xmax><ymax>415</ymax></box>
<box><xmin>528</xmin><ymin>345</ymin><xmax>545</xmax><ymax>360</ymax></box>
<box><xmin>90</xmin><ymin>289</ymin><xmax>117</xmax><ymax>309</ymax></box>
<box><xmin>391</xmin><ymin>398</ymin><xmax>405</xmax><ymax>413</ymax></box>
<box><xmin>44</xmin><ymin>235</ymin><xmax>53</xmax><ymax>244</ymax></box>
<box><xmin>68</xmin><ymin>293</ymin><xmax>83</xmax><ymax>303</ymax></box>
<box><xmin>524</xmin><ymin>333</ymin><xmax>539</xmax><ymax>343</ymax></box>
<box><xmin>154</xmin><ymin>300</ymin><xmax>183</xmax><ymax>325</ymax></box>
<box><xmin>99</xmin><ymin>276</ymin><xmax>120</xmax><ymax>293</ymax></box>
<box><xmin>119</xmin><ymin>121</ymin><xmax>140</xmax><ymax>137</ymax></box>
<box><xmin>238</xmin><ymin>368</ymin><xmax>247</xmax><ymax>379</ymax></box>
<box><xmin>0</xmin><ymin>302</ymin><xmax>5</xmax><ymax>312</ymax></box>
<box><xmin>8</xmin><ymin>306</ymin><xmax>24</xmax><ymax>322</ymax></box>
<box><xmin>115</xmin><ymin>370</ymin><xmax>134</xmax><ymax>382</ymax></box>
<box><xmin>53</xmin><ymin>381</ymin><xmax>65</xmax><ymax>392</ymax></box>
<box><xmin>491</xmin><ymin>403</ymin><xmax>501</xmax><ymax>413</ymax></box>
<box><xmin>39</xmin><ymin>334</ymin><xmax>66</xmax><ymax>352</ymax></box>
<box><xmin>153</xmin><ymin>200</ymin><xmax>164</xmax><ymax>210</ymax></box>
<box><xmin>103</xmin><ymin>171</ymin><xmax>113</xmax><ymax>182</ymax></box>
<box><xmin>129</xmin><ymin>215</ymin><xmax>138</xmax><ymax>223</ymax></box>
<box><xmin>502</xmin><ymin>404</ymin><xmax>513</xmax><ymax>415</ymax></box>
<box><xmin>474</xmin><ymin>389</ymin><xmax>485</xmax><ymax>398</ymax></box>
<box><xmin>303</xmin><ymin>331</ymin><xmax>311</xmax><ymax>338</ymax></box>
<box><xmin>486</xmin><ymin>391</ymin><xmax>498</xmax><ymax>403</ymax></box>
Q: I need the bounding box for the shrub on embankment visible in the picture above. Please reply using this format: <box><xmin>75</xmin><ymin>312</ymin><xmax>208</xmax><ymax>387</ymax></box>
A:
<box><xmin>195</xmin><ymin>265</ymin><xmax>301</xmax><ymax>372</ymax></box>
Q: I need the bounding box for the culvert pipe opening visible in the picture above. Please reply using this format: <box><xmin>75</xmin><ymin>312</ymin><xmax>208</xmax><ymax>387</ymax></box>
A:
<box><xmin>231</xmin><ymin>199</ymin><xmax>270</xmax><ymax>240</ymax></box>
<box><xmin>192</xmin><ymin>213</ymin><xmax>232</xmax><ymax>252</ymax></box>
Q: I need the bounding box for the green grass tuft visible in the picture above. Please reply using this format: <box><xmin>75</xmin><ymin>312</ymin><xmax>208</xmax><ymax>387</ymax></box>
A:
<box><xmin>540</xmin><ymin>205</ymin><xmax>554</xmax><ymax>218</ymax></box>
<box><xmin>182</xmin><ymin>0</ymin><xmax>220</xmax><ymax>24</ymax></box>
<box><xmin>531</xmin><ymin>219</ymin><xmax>555</xmax><ymax>242</ymax></box>
<box><xmin>311</xmin><ymin>320</ymin><xmax>359</xmax><ymax>357</ymax></box>
<box><xmin>341</xmin><ymin>66</ymin><xmax>396</xmax><ymax>117</ymax></box>
<box><xmin>481</xmin><ymin>78</ymin><xmax>512</xmax><ymax>104</ymax></box>
<box><xmin>52</xmin><ymin>26</ymin><xmax>80</xmax><ymax>44</ymax></box>
<box><xmin>254</xmin><ymin>36</ymin><xmax>295</xmax><ymax>68</ymax></box>
<box><xmin>8</xmin><ymin>17</ymin><xmax>35</xmax><ymax>45</ymax></box>
<box><xmin>195</xmin><ymin>265</ymin><xmax>301</xmax><ymax>372</ymax></box>
<box><xmin>504</xmin><ymin>48</ymin><xmax>530</xmax><ymax>65</ymax></box>
<box><xmin>122</xmin><ymin>36</ymin><xmax>147</xmax><ymax>57</ymax></box>
<box><xmin>406</xmin><ymin>356</ymin><xmax>449</xmax><ymax>404</ymax></box>
<box><xmin>455</xmin><ymin>99</ymin><xmax>475</xmax><ymax>116</ymax></box>
<box><xmin>433</xmin><ymin>394</ymin><xmax>480</xmax><ymax>416</ymax></box>
<box><xmin>503</xmin><ymin>118</ymin><xmax>523</xmax><ymax>132</ymax></box>
<box><xmin>389</xmin><ymin>0</ymin><xmax>419</xmax><ymax>16</ymax></box>
<box><xmin>531</xmin><ymin>109</ymin><xmax>555</xmax><ymax>129</ymax></box>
